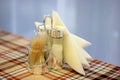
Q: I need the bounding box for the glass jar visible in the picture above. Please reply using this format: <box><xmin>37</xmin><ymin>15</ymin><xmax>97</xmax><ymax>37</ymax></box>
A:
<box><xmin>27</xmin><ymin>30</ymin><xmax>50</xmax><ymax>75</ymax></box>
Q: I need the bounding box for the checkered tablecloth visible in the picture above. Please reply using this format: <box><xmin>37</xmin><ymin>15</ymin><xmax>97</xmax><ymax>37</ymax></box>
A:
<box><xmin>0</xmin><ymin>30</ymin><xmax>120</xmax><ymax>80</ymax></box>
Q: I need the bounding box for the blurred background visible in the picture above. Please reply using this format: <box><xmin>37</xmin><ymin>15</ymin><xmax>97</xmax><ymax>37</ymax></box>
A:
<box><xmin>0</xmin><ymin>0</ymin><xmax>120</xmax><ymax>66</ymax></box>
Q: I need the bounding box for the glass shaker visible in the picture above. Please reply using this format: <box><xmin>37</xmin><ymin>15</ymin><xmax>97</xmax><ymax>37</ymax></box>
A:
<box><xmin>47</xmin><ymin>29</ymin><xmax>63</xmax><ymax>70</ymax></box>
<box><xmin>27</xmin><ymin>26</ymin><xmax>50</xmax><ymax>75</ymax></box>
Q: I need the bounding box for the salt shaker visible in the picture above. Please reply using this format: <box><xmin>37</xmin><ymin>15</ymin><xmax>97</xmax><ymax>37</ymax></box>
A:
<box><xmin>47</xmin><ymin>29</ymin><xmax>63</xmax><ymax>70</ymax></box>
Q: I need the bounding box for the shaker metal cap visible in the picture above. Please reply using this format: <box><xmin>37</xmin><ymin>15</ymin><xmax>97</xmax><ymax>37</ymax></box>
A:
<box><xmin>51</xmin><ymin>29</ymin><xmax>63</xmax><ymax>38</ymax></box>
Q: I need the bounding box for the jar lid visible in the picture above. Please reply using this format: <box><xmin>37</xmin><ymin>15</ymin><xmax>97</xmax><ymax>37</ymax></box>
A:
<box><xmin>51</xmin><ymin>29</ymin><xmax>63</xmax><ymax>38</ymax></box>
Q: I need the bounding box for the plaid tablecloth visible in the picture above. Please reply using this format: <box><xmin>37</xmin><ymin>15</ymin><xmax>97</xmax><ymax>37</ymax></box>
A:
<box><xmin>0</xmin><ymin>30</ymin><xmax>120</xmax><ymax>80</ymax></box>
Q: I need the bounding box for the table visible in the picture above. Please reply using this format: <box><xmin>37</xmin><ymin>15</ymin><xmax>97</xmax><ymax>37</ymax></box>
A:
<box><xmin>0</xmin><ymin>30</ymin><xmax>120</xmax><ymax>80</ymax></box>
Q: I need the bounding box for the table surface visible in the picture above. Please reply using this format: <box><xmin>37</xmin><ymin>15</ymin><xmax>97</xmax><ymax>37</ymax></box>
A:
<box><xmin>0</xmin><ymin>30</ymin><xmax>120</xmax><ymax>80</ymax></box>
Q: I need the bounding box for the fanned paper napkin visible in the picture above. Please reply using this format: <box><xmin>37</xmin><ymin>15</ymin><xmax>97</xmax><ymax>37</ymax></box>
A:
<box><xmin>34</xmin><ymin>11</ymin><xmax>92</xmax><ymax>75</ymax></box>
